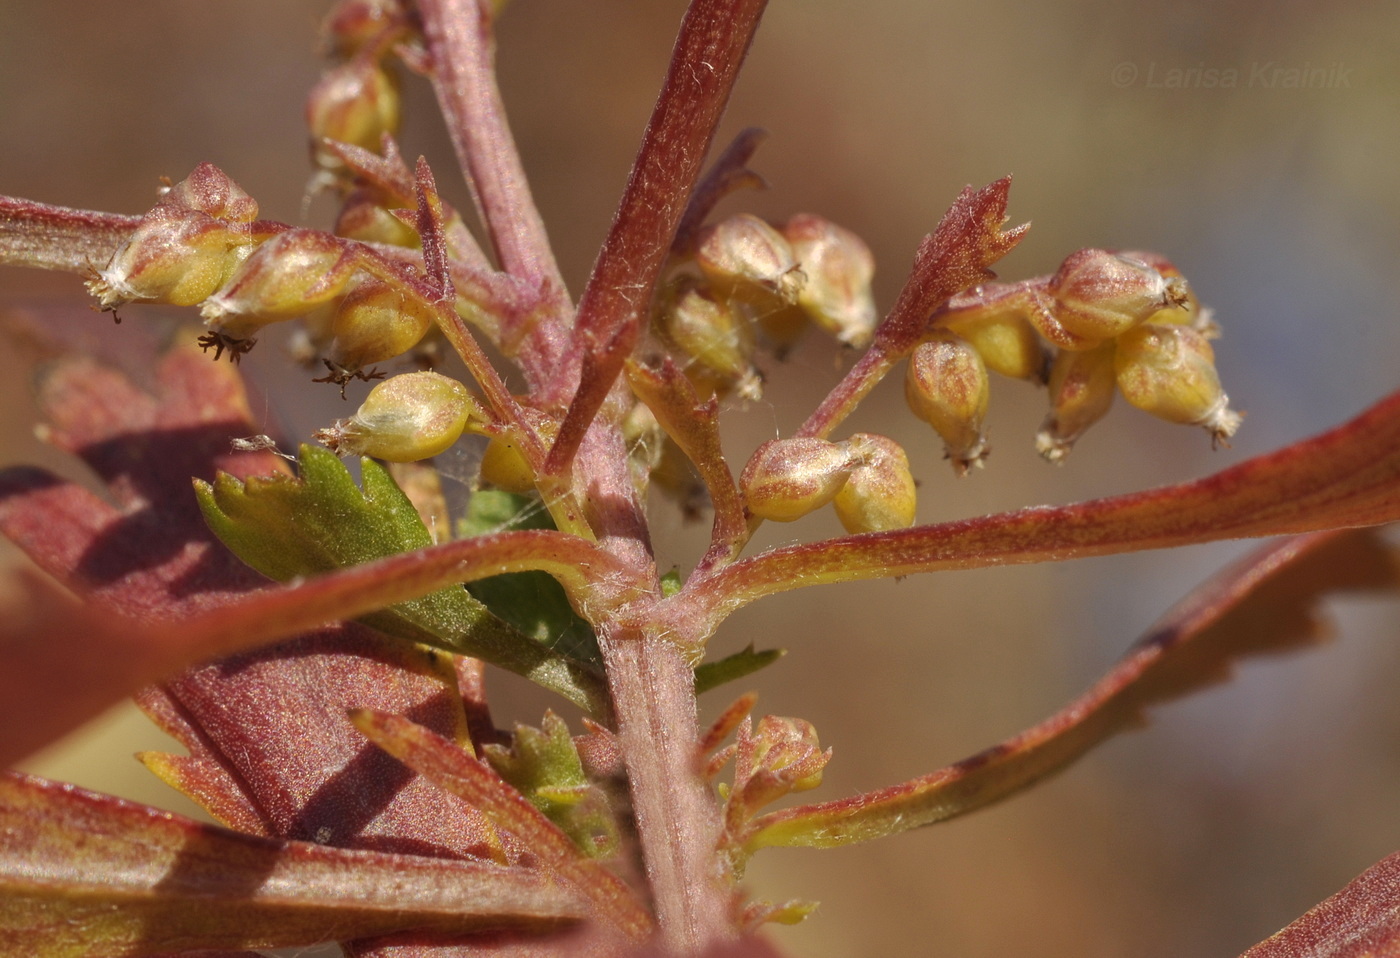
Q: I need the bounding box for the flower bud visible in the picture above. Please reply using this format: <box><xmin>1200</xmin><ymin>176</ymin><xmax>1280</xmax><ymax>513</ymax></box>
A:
<box><xmin>334</xmin><ymin>188</ymin><xmax>421</xmax><ymax>248</ymax></box>
<box><xmin>1035</xmin><ymin>341</ymin><xmax>1117</xmax><ymax>463</ymax></box>
<box><xmin>780</xmin><ymin>214</ymin><xmax>877</xmax><ymax>348</ymax></box>
<box><xmin>320</xmin><ymin>0</ymin><xmax>405</xmax><ymax>59</ymax></box>
<box><xmin>87</xmin><ymin>207</ymin><xmax>252</xmax><ymax>310</ymax></box>
<box><xmin>201</xmin><ymin>228</ymin><xmax>360</xmax><ymax>338</ymax></box>
<box><xmin>315</xmin><ymin>371</ymin><xmax>481</xmax><ymax>462</ymax></box>
<box><xmin>740</xmin><ymin>437</ymin><xmax>857</xmax><ymax>523</ymax></box>
<box><xmin>1048</xmin><ymin>248</ymin><xmax>1191</xmax><ymax>343</ymax></box>
<box><xmin>478</xmin><ymin>411</ymin><xmax>558</xmax><ymax>494</ymax></box>
<box><xmin>1114</xmin><ymin>324</ymin><xmax>1242</xmax><ymax>443</ymax></box>
<box><xmin>941</xmin><ymin>308</ymin><xmax>1048</xmax><ymax>382</ymax></box>
<box><xmin>754</xmin><ymin>305</ymin><xmax>811</xmax><ymax>358</ymax></box>
<box><xmin>695</xmin><ymin>214</ymin><xmax>804</xmax><ymax>309</ymax></box>
<box><xmin>833</xmin><ymin>433</ymin><xmax>917</xmax><ymax>534</ymax></box>
<box><xmin>307</xmin><ymin>56</ymin><xmax>401</xmax><ymax>171</ymax></box>
<box><xmin>327</xmin><ymin>278</ymin><xmax>436</xmax><ymax>372</ymax></box>
<box><xmin>905</xmin><ymin>333</ymin><xmax>990</xmax><ymax>476</ymax></box>
<box><xmin>657</xmin><ymin>279</ymin><xmax>761</xmax><ymax>400</ymax></box>
<box><xmin>158</xmin><ymin>162</ymin><xmax>259</xmax><ymax>224</ymax></box>
<box><xmin>1119</xmin><ymin>250</ymin><xmax>1217</xmax><ymax>336</ymax></box>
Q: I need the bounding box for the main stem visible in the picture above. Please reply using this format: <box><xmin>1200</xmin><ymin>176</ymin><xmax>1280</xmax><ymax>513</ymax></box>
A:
<box><xmin>598</xmin><ymin>624</ymin><xmax>732</xmax><ymax>953</ymax></box>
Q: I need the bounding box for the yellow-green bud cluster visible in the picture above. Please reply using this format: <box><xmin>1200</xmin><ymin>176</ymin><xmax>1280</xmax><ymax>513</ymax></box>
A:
<box><xmin>652</xmin><ymin>213</ymin><xmax>877</xmax><ymax>401</ymax></box>
<box><xmin>739</xmin><ymin>433</ymin><xmax>916</xmax><ymax>532</ymax></box>
<box><xmin>315</xmin><ymin>371</ymin><xmax>482</xmax><ymax>462</ymax></box>
<box><xmin>919</xmin><ymin>248</ymin><xmax>1239</xmax><ymax>466</ymax></box>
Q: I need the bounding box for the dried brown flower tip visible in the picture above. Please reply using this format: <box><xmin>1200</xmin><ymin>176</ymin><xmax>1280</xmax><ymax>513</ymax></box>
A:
<box><xmin>1035</xmin><ymin>340</ymin><xmax>1118</xmax><ymax>464</ymax></box>
<box><xmin>905</xmin><ymin>333</ymin><xmax>991</xmax><ymax>476</ymax></box>
<box><xmin>781</xmin><ymin>214</ymin><xmax>877</xmax><ymax>348</ymax></box>
<box><xmin>315</xmin><ymin>370</ymin><xmax>480</xmax><ymax>462</ymax></box>
<box><xmin>740</xmin><ymin>437</ymin><xmax>857</xmax><ymax>523</ymax></box>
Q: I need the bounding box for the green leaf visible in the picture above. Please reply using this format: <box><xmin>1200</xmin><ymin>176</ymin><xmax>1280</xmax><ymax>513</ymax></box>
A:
<box><xmin>196</xmin><ymin>446</ymin><xmax>605</xmax><ymax>712</ymax></box>
<box><xmin>693</xmin><ymin>644</ymin><xmax>785</xmax><ymax>695</ymax></box>
<box><xmin>457</xmin><ymin>490</ymin><xmax>601</xmax><ymax>665</ymax></box>
<box><xmin>483</xmin><ymin>711</ymin><xmax>621</xmax><ymax>859</ymax></box>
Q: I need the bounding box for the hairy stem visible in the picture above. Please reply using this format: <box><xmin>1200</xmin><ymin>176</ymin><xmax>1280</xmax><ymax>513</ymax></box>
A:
<box><xmin>599</xmin><ymin>625</ymin><xmax>733</xmax><ymax>952</ymax></box>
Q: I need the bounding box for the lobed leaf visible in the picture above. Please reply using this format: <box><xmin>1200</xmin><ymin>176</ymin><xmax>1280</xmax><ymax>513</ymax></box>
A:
<box><xmin>197</xmin><ymin>446</ymin><xmax>605</xmax><ymax>709</ymax></box>
<box><xmin>740</xmin><ymin>530</ymin><xmax>1400</xmax><ymax>853</ymax></box>
<box><xmin>0</xmin><ymin>771</ymin><xmax>581</xmax><ymax>958</ymax></box>
<box><xmin>1239</xmin><ymin>848</ymin><xmax>1400</xmax><ymax>957</ymax></box>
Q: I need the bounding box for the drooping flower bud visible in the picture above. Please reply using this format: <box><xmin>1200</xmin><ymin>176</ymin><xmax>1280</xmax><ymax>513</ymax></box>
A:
<box><xmin>740</xmin><ymin>437</ymin><xmax>857</xmax><ymax>523</ymax></box>
<box><xmin>315</xmin><ymin>371</ymin><xmax>481</xmax><ymax>462</ymax></box>
<box><xmin>327</xmin><ymin>278</ymin><xmax>436</xmax><ymax>373</ymax></box>
<box><xmin>87</xmin><ymin>208</ymin><xmax>253</xmax><ymax>310</ymax></box>
<box><xmin>201</xmin><ymin>228</ymin><xmax>360</xmax><ymax>339</ymax></box>
<box><xmin>1035</xmin><ymin>341</ymin><xmax>1118</xmax><ymax>463</ymax></box>
<box><xmin>657</xmin><ymin>278</ymin><xmax>761</xmax><ymax>400</ymax></box>
<box><xmin>1048</xmin><ymin>248</ymin><xmax>1191</xmax><ymax>343</ymax></box>
<box><xmin>307</xmin><ymin>56</ymin><xmax>401</xmax><ymax>172</ymax></box>
<box><xmin>904</xmin><ymin>333</ymin><xmax>990</xmax><ymax>476</ymax></box>
<box><xmin>833</xmin><ymin>433</ymin><xmax>917</xmax><ymax>534</ymax></box>
<box><xmin>695</xmin><ymin>214</ymin><xmax>805</xmax><ymax>309</ymax></box>
<box><xmin>780</xmin><ymin>214</ymin><xmax>877</xmax><ymax>348</ymax></box>
<box><xmin>941</xmin><ymin>308</ymin><xmax>1048</xmax><ymax>382</ymax></box>
<box><xmin>477</xmin><ymin>411</ymin><xmax>558</xmax><ymax>494</ymax></box>
<box><xmin>1114</xmin><ymin>324</ymin><xmax>1242</xmax><ymax>443</ymax></box>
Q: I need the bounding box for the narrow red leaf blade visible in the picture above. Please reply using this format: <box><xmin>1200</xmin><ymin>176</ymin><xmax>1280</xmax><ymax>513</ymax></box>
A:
<box><xmin>1239</xmin><ymin>849</ymin><xmax>1400</xmax><ymax>958</ymax></box>
<box><xmin>741</xmin><ymin>530</ymin><xmax>1399</xmax><ymax>852</ymax></box>
<box><xmin>0</xmin><ymin>772</ymin><xmax>582</xmax><ymax>958</ymax></box>
<box><xmin>688</xmin><ymin>388</ymin><xmax>1400</xmax><ymax>625</ymax></box>
<box><xmin>350</xmin><ymin>710</ymin><xmax>654</xmax><ymax>943</ymax></box>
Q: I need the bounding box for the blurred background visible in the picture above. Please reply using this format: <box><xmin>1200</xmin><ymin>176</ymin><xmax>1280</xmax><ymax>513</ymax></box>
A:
<box><xmin>3</xmin><ymin>2</ymin><xmax>1400</xmax><ymax>956</ymax></box>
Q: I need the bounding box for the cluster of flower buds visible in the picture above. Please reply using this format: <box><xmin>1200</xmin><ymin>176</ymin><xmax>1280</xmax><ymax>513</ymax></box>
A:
<box><xmin>654</xmin><ymin>213</ymin><xmax>877</xmax><ymax>401</ymax></box>
<box><xmin>719</xmin><ymin>715</ymin><xmax>831</xmax><ymax>829</ymax></box>
<box><xmin>315</xmin><ymin>370</ymin><xmax>483</xmax><ymax>462</ymax></box>
<box><xmin>86</xmin><ymin>164</ymin><xmax>259</xmax><ymax>313</ymax></box>
<box><xmin>739</xmin><ymin>433</ymin><xmax>916</xmax><ymax>533</ymax></box>
<box><xmin>307</xmin><ymin>0</ymin><xmax>411</xmax><ymax>180</ymax></box>
<box><xmin>913</xmin><ymin>248</ymin><xmax>1239</xmax><ymax>468</ymax></box>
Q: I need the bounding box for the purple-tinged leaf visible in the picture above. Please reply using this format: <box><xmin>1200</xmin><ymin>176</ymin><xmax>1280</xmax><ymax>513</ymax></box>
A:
<box><xmin>683</xmin><ymin>388</ymin><xmax>1400</xmax><ymax>629</ymax></box>
<box><xmin>350</xmin><ymin>710</ymin><xmax>654</xmax><ymax>943</ymax></box>
<box><xmin>1239</xmin><ymin>849</ymin><xmax>1400</xmax><ymax>957</ymax></box>
<box><xmin>739</xmin><ymin>530</ymin><xmax>1399</xmax><ymax>853</ymax></box>
<box><xmin>0</xmin><ymin>772</ymin><xmax>582</xmax><ymax>958</ymax></box>
<box><xmin>0</xmin><ymin>195</ymin><xmax>138</xmax><ymax>273</ymax></box>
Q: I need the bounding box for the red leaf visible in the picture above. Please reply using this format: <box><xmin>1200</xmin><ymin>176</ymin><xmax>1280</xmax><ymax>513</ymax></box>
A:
<box><xmin>1239</xmin><ymin>848</ymin><xmax>1400</xmax><ymax>957</ymax></box>
<box><xmin>739</xmin><ymin>530</ymin><xmax>1400</xmax><ymax>853</ymax></box>
<box><xmin>0</xmin><ymin>772</ymin><xmax>581</xmax><ymax>958</ymax></box>
<box><xmin>684</xmin><ymin>387</ymin><xmax>1400</xmax><ymax>629</ymax></box>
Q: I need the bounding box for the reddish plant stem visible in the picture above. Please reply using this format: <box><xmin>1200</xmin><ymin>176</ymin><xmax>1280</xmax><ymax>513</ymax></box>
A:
<box><xmin>597</xmin><ymin>623</ymin><xmax>733</xmax><ymax>953</ymax></box>
<box><xmin>416</xmin><ymin>0</ymin><xmax>569</xmax><ymax>383</ymax></box>
<box><xmin>541</xmin><ymin>0</ymin><xmax>771</xmax><ymax>466</ymax></box>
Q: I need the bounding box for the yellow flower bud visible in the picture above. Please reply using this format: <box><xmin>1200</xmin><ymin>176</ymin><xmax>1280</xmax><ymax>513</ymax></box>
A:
<box><xmin>657</xmin><ymin>279</ymin><xmax>761</xmax><ymax>400</ymax></box>
<box><xmin>327</xmin><ymin>278</ymin><xmax>436</xmax><ymax>373</ymax></box>
<box><xmin>740</xmin><ymin>437</ymin><xmax>857</xmax><ymax>523</ymax></box>
<box><xmin>780</xmin><ymin>214</ymin><xmax>877</xmax><ymax>348</ymax></box>
<box><xmin>334</xmin><ymin>188</ymin><xmax>421</xmax><ymax>248</ymax></box>
<box><xmin>1035</xmin><ymin>341</ymin><xmax>1118</xmax><ymax>463</ymax></box>
<box><xmin>1114</xmin><ymin>324</ymin><xmax>1242</xmax><ymax>443</ymax></box>
<box><xmin>307</xmin><ymin>57</ymin><xmax>401</xmax><ymax>171</ymax></box>
<box><xmin>477</xmin><ymin>411</ymin><xmax>558</xmax><ymax>494</ymax></box>
<box><xmin>904</xmin><ymin>333</ymin><xmax>990</xmax><ymax>476</ymax></box>
<box><xmin>754</xmin><ymin>305</ymin><xmax>811</xmax><ymax>358</ymax></box>
<box><xmin>1048</xmin><ymin>248</ymin><xmax>1190</xmax><ymax>343</ymax></box>
<box><xmin>833</xmin><ymin>433</ymin><xmax>917</xmax><ymax>534</ymax></box>
<box><xmin>315</xmin><ymin>371</ymin><xmax>481</xmax><ymax>462</ymax></box>
<box><xmin>87</xmin><ymin>208</ymin><xmax>252</xmax><ymax>309</ymax></box>
<box><xmin>941</xmin><ymin>309</ymin><xmax>1047</xmax><ymax>382</ymax></box>
<box><xmin>695</xmin><ymin>214</ymin><xmax>804</xmax><ymax>309</ymax></box>
<box><xmin>201</xmin><ymin>228</ymin><xmax>359</xmax><ymax>339</ymax></box>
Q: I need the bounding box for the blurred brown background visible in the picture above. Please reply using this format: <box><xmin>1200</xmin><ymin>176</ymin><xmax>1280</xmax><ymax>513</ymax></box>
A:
<box><xmin>4</xmin><ymin>2</ymin><xmax>1400</xmax><ymax>956</ymax></box>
